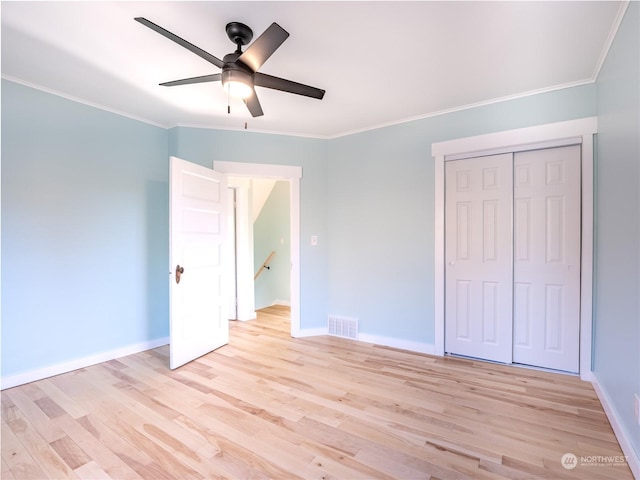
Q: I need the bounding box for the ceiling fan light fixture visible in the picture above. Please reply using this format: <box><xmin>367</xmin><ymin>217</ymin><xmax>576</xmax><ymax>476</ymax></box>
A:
<box><xmin>135</xmin><ymin>17</ymin><xmax>325</xmax><ymax>117</ymax></box>
<box><xmin>225</xmin><ymin>80</ymin><xmax>253</xmax><ymax>99</ymax></box>
<box><xmin>222</xmin><ymin>69</ymin><xmax>253</xmax><ymax>99</ymax></box>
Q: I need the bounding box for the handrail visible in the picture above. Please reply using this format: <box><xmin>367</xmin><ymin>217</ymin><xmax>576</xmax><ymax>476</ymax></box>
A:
<box><xmin>254</xmin><ymin>251</ymin><xmax>276</xmax><ymax>280</ymax></box>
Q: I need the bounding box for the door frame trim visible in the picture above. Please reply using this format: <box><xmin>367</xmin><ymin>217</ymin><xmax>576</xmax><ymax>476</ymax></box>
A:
<box><xmin>432</xmin><ymin>117</ymin><xmax>597</xmax><ymax>380</ymax></box>
<box><xmin>214</xmin><ymin>161</ymin><xmax>302</xmax><ymax>338</ymax></box>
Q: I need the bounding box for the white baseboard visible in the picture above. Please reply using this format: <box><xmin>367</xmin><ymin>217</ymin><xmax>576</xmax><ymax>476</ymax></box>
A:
<box><xmin>358</xmin><ymin>333</ymin><xmax>436</xmax><ymax>355</ymax></box>
<box><xmin>1</xmin><ymin>337</ymin><xmax>169</xmax><ymax>390</ymax></box>
<box><xmin>295</xmin><ymin>327</ymin><xmax>329</xmax><ymax>338</ymax></box>
<box><xmin>591</xmin><ymin>373</ymin><xmax>640</xmax><ymax>479</ymax></box>
<box><xmin>294</xmin><ymin>327</ymin><xmax>435</xmax><ymax>356</ymax></box>
<box><xmin>580</xmin><ymin>369</ymin><xmax>593</xmax><ymax>382</ymax></box>
<box><xmin>272</xmin><ymin>299</ymin><xmax>291</xmax><ymax>307</ymax></box>
<box><xmin>234</xmin><ymin>311</ymin><xmax>257</xmax><ymax>322</ymax></box>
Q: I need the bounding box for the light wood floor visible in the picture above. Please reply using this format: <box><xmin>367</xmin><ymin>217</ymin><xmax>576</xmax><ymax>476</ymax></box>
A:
<box><xmin>2</xmin><ymin>306</ymin><xmax>633</xmax><ymax>479</ymax></box>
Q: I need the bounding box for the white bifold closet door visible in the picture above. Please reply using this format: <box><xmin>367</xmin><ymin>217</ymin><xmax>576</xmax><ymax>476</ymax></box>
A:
<box><xmin>445</xmin><ymin>153</ymin><xmax>514</xmax><ymax>364</ymax></box>
<box><xmin>512</xmin><ymin>145</ymin><xmax>581</xmax><ymax>372</ymax></box>
<box><xmin>445</xmin><ymin>146</ymin><xmax>581</xmax><ymax>372</ymax></box>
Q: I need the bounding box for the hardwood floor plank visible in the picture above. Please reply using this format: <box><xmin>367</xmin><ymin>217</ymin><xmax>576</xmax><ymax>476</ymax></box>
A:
<box><xmin>33</xmin><ymin>395</ymin><xmax>66</xmax><ymax>419</ymax></box>
<box><xmin>75</xmin><ymin>414</ymin><xmax>166</xmax><ymax>479</ymax></box>
<box><xmin>181</xmin><ymin>409</ymin><xmax>309</xmax><ymax>480</ymax></box>
<box><xmin>2</xmin><ymin>402</ymin><xmax>78</xmax><ymax>479</ymax></box>
<box><xmin>174</xmin><ymin>414</ymin><xmax>283</xmax><ymax>480</ymax></box>
<box><xmin>353</xmin><ymin>447</ymin><xmax>432</xmax><ymax>480</ymax></box>
<box><xmin>66</xmin><ymin>381</ymin><xmax>208</xmax><ymax>479</ymax></box>
<box><xmin>73</xmin><ymin>460</ymin><xmax>112</xmax><ymax>480</ymax></box>
<box><xmin>4</xmin><ymin>389</ymin><xmax>66</xmax><ymax>443</ymax></box>
<box><xmin>53</xmin><ymin>413</ymin><xmax>144</xmax><ymax>480</ymax></box>
<box><xmin>1</xmin><ymin>456</ymin><xmax>18</xmax><ymax>480</ymax></box>
<box><xmin>36</xmin><ymin>379</ymin><xmax>88</xmax><ymax>419</ymax></box>
<box><xmin>1</xmin><ymin>306</ymin><xmax>633</xmax><ymax>479</ymax></box>
<box><xmin>1</xmin><ymin>418</ymin><xmax>49</xmax><ymax>480</ymax></box>
<box><xmin>50</xmin><ymin>435</ymin><xmax>92</xmax><ymax>470</ymax></box>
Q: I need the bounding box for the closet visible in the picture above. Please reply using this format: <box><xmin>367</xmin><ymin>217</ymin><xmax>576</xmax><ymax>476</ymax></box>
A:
<box><xmin>444</xmin><ymin>144</ymin><xmax>581</xmax><ymax>373</ymax></box>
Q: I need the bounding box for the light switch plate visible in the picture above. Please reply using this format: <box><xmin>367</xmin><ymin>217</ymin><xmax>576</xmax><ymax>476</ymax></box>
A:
<box><xmin>311</xmin><ymin>235</ymin><xmax>318</xmax><ymax>246</ymax></box>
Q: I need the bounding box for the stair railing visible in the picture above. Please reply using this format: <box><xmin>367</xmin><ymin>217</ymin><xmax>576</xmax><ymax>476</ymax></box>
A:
<box><xmin>254</xmin><ymin>251</ymin><xmax>276</xmax><ymax>280</ymax></box>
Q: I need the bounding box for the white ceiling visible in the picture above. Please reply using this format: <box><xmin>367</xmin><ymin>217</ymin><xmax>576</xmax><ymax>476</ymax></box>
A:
<box><xmin>1</xmin><ymin>1</ymin><xmax>626</xmax><ymax>138</ymax></box>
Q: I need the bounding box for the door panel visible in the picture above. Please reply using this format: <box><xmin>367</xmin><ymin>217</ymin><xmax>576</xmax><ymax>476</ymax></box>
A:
<box><xmin>513</xmin><ymin>145</ymin><xmax>581</xmax><ymax>372</ymax></box>
<box><xmin>445</xmin><ymin>153</ymin><xmax>513</xmax><ymax>363</ymax></box>
<box><xmin>170</xmin><ymin>156</ymin><xmax>229</xmax><ymax>369</ymax></box>
<box><xmin>482</xmin><ymin>281</ymin><xmax>499</xmax><ymax>343</ymax></box>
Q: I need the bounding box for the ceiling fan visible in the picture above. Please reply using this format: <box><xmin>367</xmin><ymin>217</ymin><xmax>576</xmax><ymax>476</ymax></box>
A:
<box><xmin>134</xmin><ymin>17</ymin><xmax>326</xmax><ymax>117</ymax></box>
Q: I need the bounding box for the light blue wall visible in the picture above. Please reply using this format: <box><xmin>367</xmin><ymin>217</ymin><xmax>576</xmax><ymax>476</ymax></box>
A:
<box><xmin>1</xmin><ymin>78</ymin><xmax>599</xmax><ymax>379</ymax></box>
<box><xmin>594</xmin><ymin>2</ymin><xmax>640</xmax><ymax>459</ymax></box>
<box><xmin>168</xmin><ymin>127</ymin><xmax>328</xmax><ymax>329</ymax></box>
<box><xmin>326</xmin><ymin>83</ymin><xmax>597</xmax><ymax>344</ymax></box>
<box><xmin>1</xmin><ymin>79</ymin><xmax>169</xmax><ymax>377</ymax></box>
<box><xmin>254</xmin><ymin>180</ymin><xmax>291</xmax><ymax>309</ymax></box>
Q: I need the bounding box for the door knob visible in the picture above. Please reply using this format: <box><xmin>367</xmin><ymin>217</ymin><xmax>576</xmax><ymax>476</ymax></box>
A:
<box><xmin>175</xmin><ymin>265</ymin><xmax>184</xmax><ymax>284</ymax></box>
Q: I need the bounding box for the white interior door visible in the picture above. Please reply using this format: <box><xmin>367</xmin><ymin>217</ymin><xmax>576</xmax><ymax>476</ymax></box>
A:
<box><xmin>513</xmin><ymin>145</ymin><xmax>581</xmax><ymax>372</ymax></box>
<box><xmin>445</xmin><ymin>153</ymin><xmax>514</xmax><ymax>363</ymax></box>
<box><xmin>170</xmin><ymin>156</ymin><xmax>229</xmax><ymax>369</ymax></box>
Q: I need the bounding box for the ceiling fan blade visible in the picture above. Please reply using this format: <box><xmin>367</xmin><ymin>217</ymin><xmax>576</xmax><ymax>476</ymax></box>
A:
<box><xmin>135</xmin><ymin>17</ymin><xmax>224</xmax><ymax>69</ymax></box>
<box><xmin>244</xmin><ymin>88</ymin><xmax>264</xmax><ymax>117</ymax></box>
<box><xmin>160</xmin><ymin>74</ymin><xmax>221</xmax><ymax>87</ymax></box>
<box><xmin>254</xmin><ymin>72</ymin><xmax>325</xmax><ymax>100</ymax></box>
<box><xmin>238</xmin><ymin>23</ymin><xmax>289</xmax><ymax>72</ymax></box>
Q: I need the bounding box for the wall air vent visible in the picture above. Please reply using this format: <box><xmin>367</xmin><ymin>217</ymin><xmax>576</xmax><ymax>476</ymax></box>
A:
<box><xmin>327</xmin><ymin>315</ymin><xmax>358</xmax><ymax>340</ymax></box>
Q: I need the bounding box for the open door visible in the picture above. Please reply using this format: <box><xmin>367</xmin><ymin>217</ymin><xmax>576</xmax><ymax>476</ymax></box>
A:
<box><xmin>170</xmin><ymin>156</ymin><xmax>229</xmax><ymax>369</ymax></box>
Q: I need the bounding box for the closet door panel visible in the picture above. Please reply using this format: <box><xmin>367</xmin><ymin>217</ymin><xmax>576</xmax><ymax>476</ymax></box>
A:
<box><xmin>445</xmin><ymin>154</ymin><xmax>513</xmax><ymax>363</ymax></box>
<box><xmin>513</xmin><ymin>145</ymin><xmax>581</xmax><ymax>372</ymax></box>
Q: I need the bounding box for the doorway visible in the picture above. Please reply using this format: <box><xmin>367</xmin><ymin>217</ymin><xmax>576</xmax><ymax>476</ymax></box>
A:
<box><xmin>214</xmin><ymin>161</ymin><xmax>302</xmax><ymax>338</ymax></box>
<box><xmin>252</xmin><ymin>179</ymin><xmax>291</xmax><ymax>310</ymax></box>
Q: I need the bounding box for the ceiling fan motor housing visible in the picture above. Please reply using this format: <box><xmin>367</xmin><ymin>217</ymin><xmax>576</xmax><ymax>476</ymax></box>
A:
<box><xmin>221</xmin><ymin>52</ymin><xmax>254</xmax><ymax>88</ymax></box>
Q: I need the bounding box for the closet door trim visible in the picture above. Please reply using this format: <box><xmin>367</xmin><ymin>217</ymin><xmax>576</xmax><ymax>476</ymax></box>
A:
<box><xmin>432</xmin><ymin>116</ymin><xmax>597</xmax><ymax>380</ymax></box>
